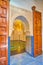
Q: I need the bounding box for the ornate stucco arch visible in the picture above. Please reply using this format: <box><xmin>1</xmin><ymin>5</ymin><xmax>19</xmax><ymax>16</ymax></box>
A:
<box><xmin>11</xmin><ymin>15</ymin><xmax>30</xmax><ymax>41</ymax></box>
<box><xmin>14</xmin><ymin>16</ymin><xmax>30</xmax><ymax>36</ymax></box>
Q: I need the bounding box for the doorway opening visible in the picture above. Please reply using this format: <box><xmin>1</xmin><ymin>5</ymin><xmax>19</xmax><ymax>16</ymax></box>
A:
<box><xmin>10</xmin><ymin>16</ymin><xmax>29</xmax><ymax>55</ymax></box>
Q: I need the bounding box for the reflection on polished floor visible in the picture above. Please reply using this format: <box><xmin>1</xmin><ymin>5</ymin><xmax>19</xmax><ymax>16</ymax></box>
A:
<box><xmin>10</xmin><ymin>53</ymin><xmax>43</xmax><ymax>65</ymax></box>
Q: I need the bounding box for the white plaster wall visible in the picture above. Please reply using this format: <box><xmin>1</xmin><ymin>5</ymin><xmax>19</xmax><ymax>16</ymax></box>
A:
<box><xmin>10</xmin><ymin>0</ymin><xmax>43</xmax><ymax>50</ymax></box>
<box><xmin>9</xmin><ymin>5</ymin><xmax>33</xmax><ymax>37</ymax></box>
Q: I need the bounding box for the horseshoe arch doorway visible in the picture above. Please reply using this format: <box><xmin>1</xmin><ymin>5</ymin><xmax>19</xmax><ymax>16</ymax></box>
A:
<box><xmin>10</xmin><ymin>16</ymin><xmax>29</xmax><ymax>55</ymax></box>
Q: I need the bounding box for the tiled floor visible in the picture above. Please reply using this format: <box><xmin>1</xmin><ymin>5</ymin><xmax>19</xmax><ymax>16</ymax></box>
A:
<box><xmin>10</xmin><ymin>53</ymin><xmax>43</xmax><ymax>65</ymax></box>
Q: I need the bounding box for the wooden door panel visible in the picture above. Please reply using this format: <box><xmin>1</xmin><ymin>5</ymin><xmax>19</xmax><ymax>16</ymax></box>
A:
<box><xmin>33</xmin><ymin>10</ymin><xmax>42</xmax><ymax>57</ymax></box>
<box><xmin>34</xmin><ymin>49</ymin><xmax>38</xmax><ymax>57</ymax></box>
<box><xmin>1</xmin><ymin>48</ymin><xmax>6</xmax><ymax>57</ymax></box>
<box><xmin>38</xmin><ymin>36</ymin><xmax>42</xmax><ymax>48</ymax></box>
<box><xmin>0</xmin><ymin>50</ymin><xmax>1</xmax><ymax>58</ymax></box>
<box><xmin>34</xmin><ymin>42</ymin><xmax>38</xmax><ymax>49</ymax></box>
<box><xmin>0</xmin><ymin>0</ymin><xmax>9</xmax><ymax>65</ymax></box>
<box><xmin>0</xmin><ymin>0</ymin><xmax>7</xmax><ymax>8</ymax></box>
<box><xmin>38</xmin><ymin>48</ymin><xmax>42</xmax><ymax>55</ymax></box>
